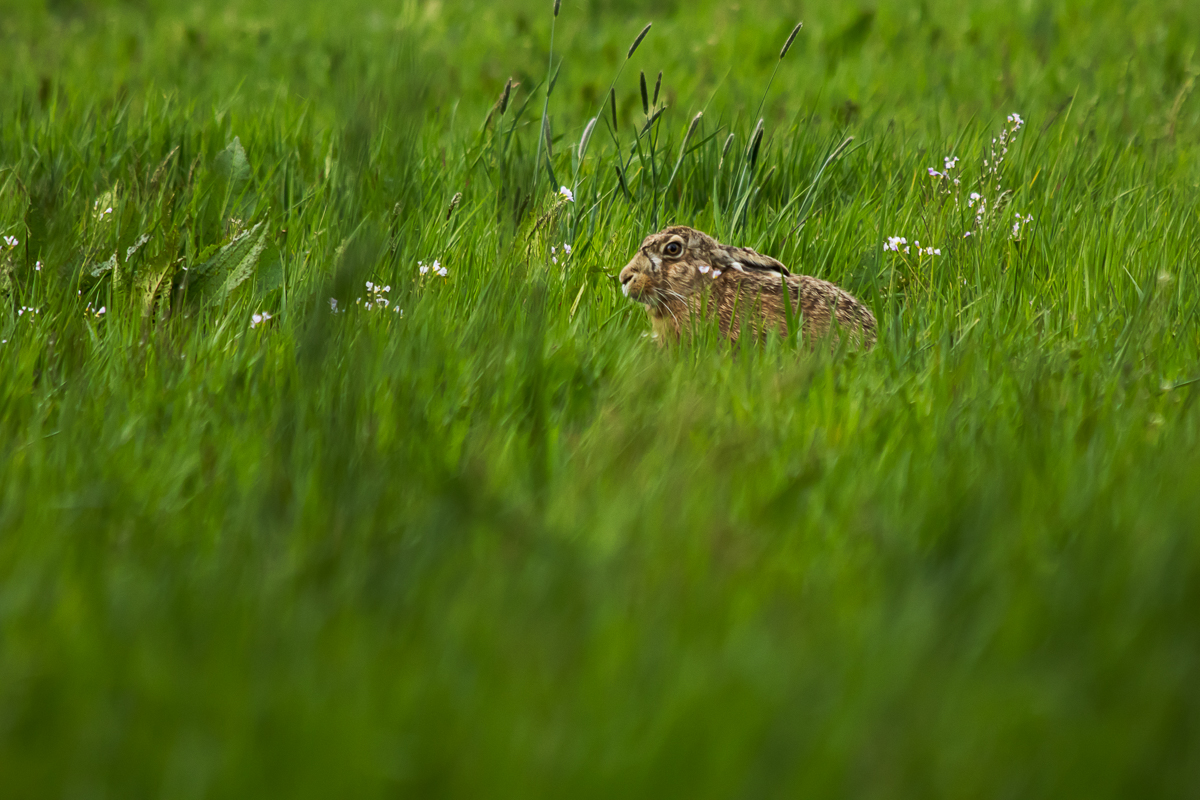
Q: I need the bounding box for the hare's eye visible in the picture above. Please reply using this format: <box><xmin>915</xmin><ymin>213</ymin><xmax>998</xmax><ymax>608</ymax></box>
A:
<box><xmin>664</xmin><ymin>241</ymin><xmax>682</xmax><ymax>256</ymax></box>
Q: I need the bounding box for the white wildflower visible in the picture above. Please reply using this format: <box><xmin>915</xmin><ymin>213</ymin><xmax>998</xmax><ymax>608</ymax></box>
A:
<box><xmin>2</xmin><ymin>236</ymin><xmax>18</xmax><ymax>248</ymax></box>
<box><xmin>559</xmin><ymin>185</ymin><xmax>575</xmax><ymax>203</ymax></box>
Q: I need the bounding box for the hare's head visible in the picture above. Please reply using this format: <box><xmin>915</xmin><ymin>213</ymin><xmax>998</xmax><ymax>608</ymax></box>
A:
<box><xmin>618</xmin><ymin>226</ymin><xmax>719</xmax><ymax>305</ymax></box>
<box><xmin>618</xmin><ymin>226</ymin><xmax>790</xmax><ymax>305</ymax></box>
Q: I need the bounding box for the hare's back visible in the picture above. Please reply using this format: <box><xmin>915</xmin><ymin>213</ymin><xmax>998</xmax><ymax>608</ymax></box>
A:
<box><xmin>790</xmin><ymin>274</ymin><xmax>877</xmax><ymax>346</ymax></box>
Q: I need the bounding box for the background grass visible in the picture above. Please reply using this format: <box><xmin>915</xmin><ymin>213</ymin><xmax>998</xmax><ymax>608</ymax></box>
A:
<box><xmin>2</xmin><ymin>0</ymin><xmax>1200</xmax><ymax>796</ymax></box>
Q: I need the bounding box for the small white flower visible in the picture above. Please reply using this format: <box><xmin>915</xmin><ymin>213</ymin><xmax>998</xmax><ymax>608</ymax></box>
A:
<box><xmin>436</xmin><ymin>266</ymin><xmax>448</xmax><ymax>277</ymax></box>
<box><xmin>559</xmin><ymin>185</ymin><xmax>575</xmax><ymax>203</ymax></box>
<box><xmin>329</xmin><ymin>298</ymin><xmax>339</xmax><ymax>312</ymax></box>
<box><xmin>563</xmin><ymin>244</ymin><xmax>572</xmax><ymax>255</ymax></box>
<box><xmin>2</xmin><ymin>235</ymin><xmax>17</xmax><ymax>247</ymax></box>
<box><xmin>552</xmin><ymin>256</ymin><xmax>558</xmax><ymax>264</ymax></box>
<box><xmin>97</xmin><ymin>306</ymin><xmax>105</xmax><ymax>316</ymax></box>
<box><xmin>383</xmin><ymin>285</ymin><xmax>391</xmax><ymax>292</ymax></box>
<box><xmin>35</xmin><ymin>261</ymin><xmax>42</xmax><ymax>271</ymax></box>
<box><xmin>698</xmin><ymin>264</ymin><xmax>710</xmax><ymax>274</ymax></box>
<box><xmin>964</xmin><ymin>231</ymin><xmax>973</xmax><ymax>238</ymax></box>
<box><xmin>712</xmin><ymin>270</ymin><xmax>722</xmax><ymax>278</ymax></box>
<box><xmin>934</xmin><ymin>249</ymin><xmax>941</xmax><ymax>255</ymax></box>
<box><xmin>366</xmin><ymin>281</ymin><xmax>374</xmax><ymax>290</ymax></box>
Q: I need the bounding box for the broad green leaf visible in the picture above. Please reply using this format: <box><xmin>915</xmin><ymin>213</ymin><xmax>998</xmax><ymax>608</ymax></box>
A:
<box><xmin>186</xmin><ymin>221</ymin><xmax>268</xmax><ymax>304</ymax></box>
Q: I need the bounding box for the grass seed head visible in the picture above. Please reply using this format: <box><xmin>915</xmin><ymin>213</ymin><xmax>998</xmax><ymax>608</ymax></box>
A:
<box><xmin>746</xmin><ymin>119</ymin><xmax>764</xmax><ymax>157</ymax></box>
<box><xmin>640</xmin><ymin>71</ymin><xmax>649</xmax><ymax>115</ymax></box>
<box><xmin>610</xmin><ymin>87</ymin><xmax>618</xmax><ymax>130</ymax></box>
<box><xmin>500</xmin><ymin>78</ymin><xmax>512</xmax><ymax>114</ymax></box>
<box><xmin>628</xmin><ymin>23</ymin><xmax>651</xmax><ymax>59</ymax></box>
<box><xmin>747</xmin><ymin>119</ymin><xmax>764</xmax><ymax>166</ymax></box>
<box><xmin>553</xmin><ymin>0</ymin><xmax>560</xmax><ymax>17</ymax></box>
<box><xmin>579</xmin><ymin>116</ymin><xmax>598</xmax><ymax>158</ymax></box>
<box><xmin>653</xmin><ymin>70</ymin><xmax>662</xmax><ymax>105</ymax></box>
<box><xmin>780</xmin><ymin>22</ymin><xmax>803</xmax><ymax>59</ymax></box>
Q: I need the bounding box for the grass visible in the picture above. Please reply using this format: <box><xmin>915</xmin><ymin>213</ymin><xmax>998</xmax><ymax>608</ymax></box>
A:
<box><xmin>2</xmin><ymin>0</ymin><xmax>1200</xmax><ymax>796</ymax></box>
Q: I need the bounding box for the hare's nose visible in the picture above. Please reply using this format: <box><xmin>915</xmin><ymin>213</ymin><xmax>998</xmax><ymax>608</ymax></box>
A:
<box><xmin>620</xmin><ymin>271</ymin><xmax>634</xmax><ymax>285</ymax></box>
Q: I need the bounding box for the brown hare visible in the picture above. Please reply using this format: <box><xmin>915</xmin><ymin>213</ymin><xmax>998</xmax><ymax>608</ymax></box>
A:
<box><xmin>618</xmin><ymin>226</ymin><xmax>877</xmax><ymax>349</ymax></box>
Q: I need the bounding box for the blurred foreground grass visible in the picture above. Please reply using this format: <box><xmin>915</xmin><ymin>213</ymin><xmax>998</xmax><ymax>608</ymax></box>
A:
<box><xmin>2</xmin><ymin>0</ymin><xmax>1200</xmax><ymax>796</ymax></box>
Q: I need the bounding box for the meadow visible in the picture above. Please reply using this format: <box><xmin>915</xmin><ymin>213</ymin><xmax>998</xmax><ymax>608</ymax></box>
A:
<box><xmin>2</xmin><ymin>0</ymin><xmax>1200</xmax><ymax>795</ymax></box>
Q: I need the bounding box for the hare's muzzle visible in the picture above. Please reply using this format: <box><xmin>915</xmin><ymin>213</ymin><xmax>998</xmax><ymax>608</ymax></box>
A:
<box><xmin>618</xmin><ymin>256</ymin><xmax>647</xmax><ymax>301</ymax></box>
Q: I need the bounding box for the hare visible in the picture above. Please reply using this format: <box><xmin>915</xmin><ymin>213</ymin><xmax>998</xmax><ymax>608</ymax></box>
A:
<box><xmin>618</xmin><ymin>226</ymin><xmax>877</xmax><ymax>349</ymax></box>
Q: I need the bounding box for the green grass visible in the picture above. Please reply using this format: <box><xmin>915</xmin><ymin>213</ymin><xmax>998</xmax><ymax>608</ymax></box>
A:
<box><xmin>3</xmin><ymin>0</ymin><xmax>1200</xmax><ymax>796</ymax></box>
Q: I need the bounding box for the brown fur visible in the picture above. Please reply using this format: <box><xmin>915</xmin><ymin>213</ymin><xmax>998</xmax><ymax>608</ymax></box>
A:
<box><xmin>618</xmin><ymin>226</ymin><xmax>877</xmax><ymax>349</ymax></box>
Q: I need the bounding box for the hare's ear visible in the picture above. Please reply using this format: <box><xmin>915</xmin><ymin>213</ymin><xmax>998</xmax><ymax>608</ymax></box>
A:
<box><xmin>713</xmin><ymin>245</ymin><xmax>791</xmax><ymax>277</ymax></box>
